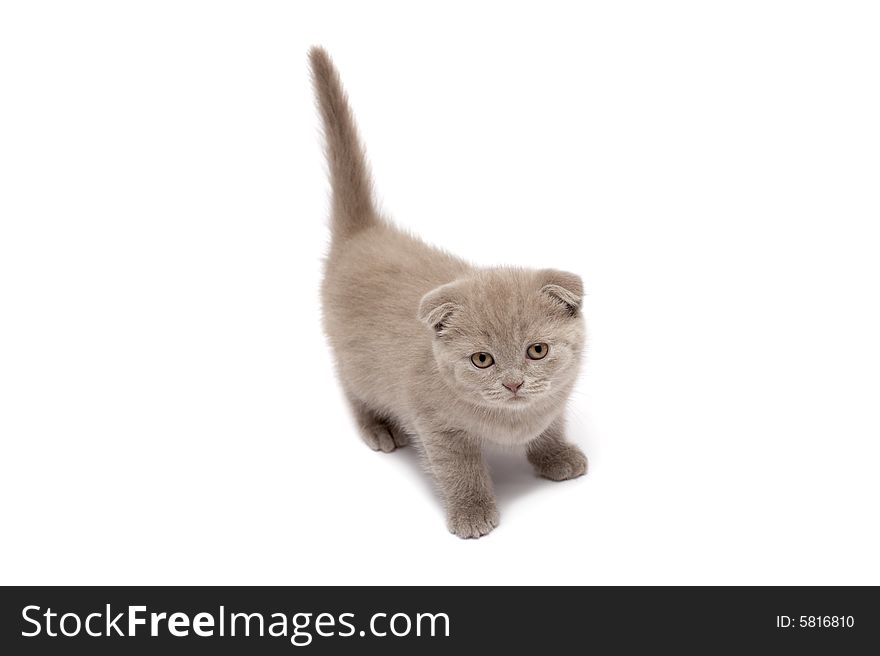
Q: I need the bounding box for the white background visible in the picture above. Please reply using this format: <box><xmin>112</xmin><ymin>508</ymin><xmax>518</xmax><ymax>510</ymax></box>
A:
<box><xmin>2</xmin><ymin>1</ymin><xmax>879</xmax><ymax>585</ymax></box>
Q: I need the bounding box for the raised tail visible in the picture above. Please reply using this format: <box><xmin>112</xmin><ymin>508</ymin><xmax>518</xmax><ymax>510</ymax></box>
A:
<box><xmin>309</xmin><ymin>46</ymin><xmax>379</xmax><ymax>241</ymax></box>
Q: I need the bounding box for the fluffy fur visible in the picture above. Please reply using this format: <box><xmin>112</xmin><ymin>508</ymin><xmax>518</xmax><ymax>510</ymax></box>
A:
<box><xmin>310</xmin><ymin>47</ymin><xmax>587</xmax><ymax>538</ymax></box>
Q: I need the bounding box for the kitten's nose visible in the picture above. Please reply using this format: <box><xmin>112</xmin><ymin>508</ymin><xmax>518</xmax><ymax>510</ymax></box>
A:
<box><xmin>503</xmin><ymin>380</ymin><xmax>523</xmax><ymax>394</ymax></box>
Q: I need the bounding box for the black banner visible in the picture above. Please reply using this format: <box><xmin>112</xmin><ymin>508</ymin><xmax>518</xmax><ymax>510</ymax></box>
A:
<box><xmin>1</xmin><ymin>586</ymin><xmax>876</xmax><ymax>654</ymax></box>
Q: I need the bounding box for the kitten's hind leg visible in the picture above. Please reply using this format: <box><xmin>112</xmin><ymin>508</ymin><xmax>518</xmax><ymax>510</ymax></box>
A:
<box><xmin>345</xmin><ymin>394</ymin><xmax>408</xmax><ymax>453</ymax></box>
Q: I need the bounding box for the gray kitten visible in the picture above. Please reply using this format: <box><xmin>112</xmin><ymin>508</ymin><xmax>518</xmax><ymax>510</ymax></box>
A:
<box><xmin>310</xmin><ymin>47</ymin><xmax>587</xmax><ymax>538</ymax></box>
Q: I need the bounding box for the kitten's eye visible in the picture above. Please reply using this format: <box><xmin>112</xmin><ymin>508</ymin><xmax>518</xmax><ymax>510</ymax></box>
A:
<box><xmin>470</xmin><ymin>352</ymin><xmax>495</xmax><ymax>368</ymax></box>
<box><xmin>527</xmin><ymin>343</ymin><xmax>549</xmax><ymax>360</ymax></box>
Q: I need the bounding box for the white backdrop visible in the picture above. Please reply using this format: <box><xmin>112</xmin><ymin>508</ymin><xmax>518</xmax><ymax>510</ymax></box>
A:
<box><xmin>1</xmin><ymin>1</ymin><xmax>878</xmax><ymax>585</ymax></box>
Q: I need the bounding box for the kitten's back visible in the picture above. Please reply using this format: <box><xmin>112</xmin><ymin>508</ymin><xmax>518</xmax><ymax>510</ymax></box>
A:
<box><xmin>311</xmin><ymin>48</ymin><xmax>470</xmax><ymax>410</ymax></box>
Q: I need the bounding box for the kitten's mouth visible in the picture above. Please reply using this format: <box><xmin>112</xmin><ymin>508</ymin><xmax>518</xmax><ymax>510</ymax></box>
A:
<box><xmin>505</xmin><ymin>393</ymin><xmax>529</xmax><ymax>405</ymax></box>
<box><xmin>479</xmin><ymin>394</ymin><xmax>528</xmax><ymax>407</ymax></box>
<box><xmin>478</xmin><ymin>390</ymin><xmax>536</xmax><ymax>407</ymax></box>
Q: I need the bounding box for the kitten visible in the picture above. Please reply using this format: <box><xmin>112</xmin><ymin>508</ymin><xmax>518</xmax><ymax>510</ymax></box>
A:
<box><xmin>310</xmin><ymin>47</ymin><xmax>588</xmax><ymax>538</ymax></box>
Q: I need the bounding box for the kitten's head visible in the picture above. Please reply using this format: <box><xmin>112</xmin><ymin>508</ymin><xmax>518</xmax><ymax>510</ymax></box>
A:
<box><xmin>418</xmin><ymin>268</ymin><xmax>585</xmax><ymax>410</ymax></box>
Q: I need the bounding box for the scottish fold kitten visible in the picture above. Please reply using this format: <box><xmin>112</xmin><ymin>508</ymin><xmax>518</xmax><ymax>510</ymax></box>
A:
<box><xmin>310</xmin><ymin>47</ymin><xmax>587</xmax><ymax>538</ymax></box>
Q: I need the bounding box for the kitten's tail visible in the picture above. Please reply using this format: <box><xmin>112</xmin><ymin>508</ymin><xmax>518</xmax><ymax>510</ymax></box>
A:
<box><xmin>309</xmin><ymin>46</ymin><xmax>379</xmax><ymax>241</ymax></box>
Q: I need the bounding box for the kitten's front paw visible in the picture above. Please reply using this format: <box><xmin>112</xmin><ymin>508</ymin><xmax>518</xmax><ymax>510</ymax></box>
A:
<box><xmin>446</xmin><ymin>500</ymin><xmax>499</xmax><ymax>539</ymax></box>
<box><xmin>532</xmin><ymin>444</ymin><xmax>588</xmax><ymax>481</ymax></box>
<box><xmin>360</xmin><ymin>424</ymin><xmax>409</xmax><ymax>453</ymax></box>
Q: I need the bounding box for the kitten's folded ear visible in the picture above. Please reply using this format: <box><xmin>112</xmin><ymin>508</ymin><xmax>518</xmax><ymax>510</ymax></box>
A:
<box><xmin>418</xmin><ymin>282</ymin><xmax>462</xmax><ymax>335</ymax></box>
<box><xmin>539</xmin><ymin>269</ymin><xmax>584</xmax><ymax>316</ymax></box>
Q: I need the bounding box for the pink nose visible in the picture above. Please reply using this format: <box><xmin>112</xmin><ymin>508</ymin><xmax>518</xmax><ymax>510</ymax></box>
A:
<box><xmin>503</xmin><ymin>381</ymin><xmax>523</xmax><ymax>393</ymax></box>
